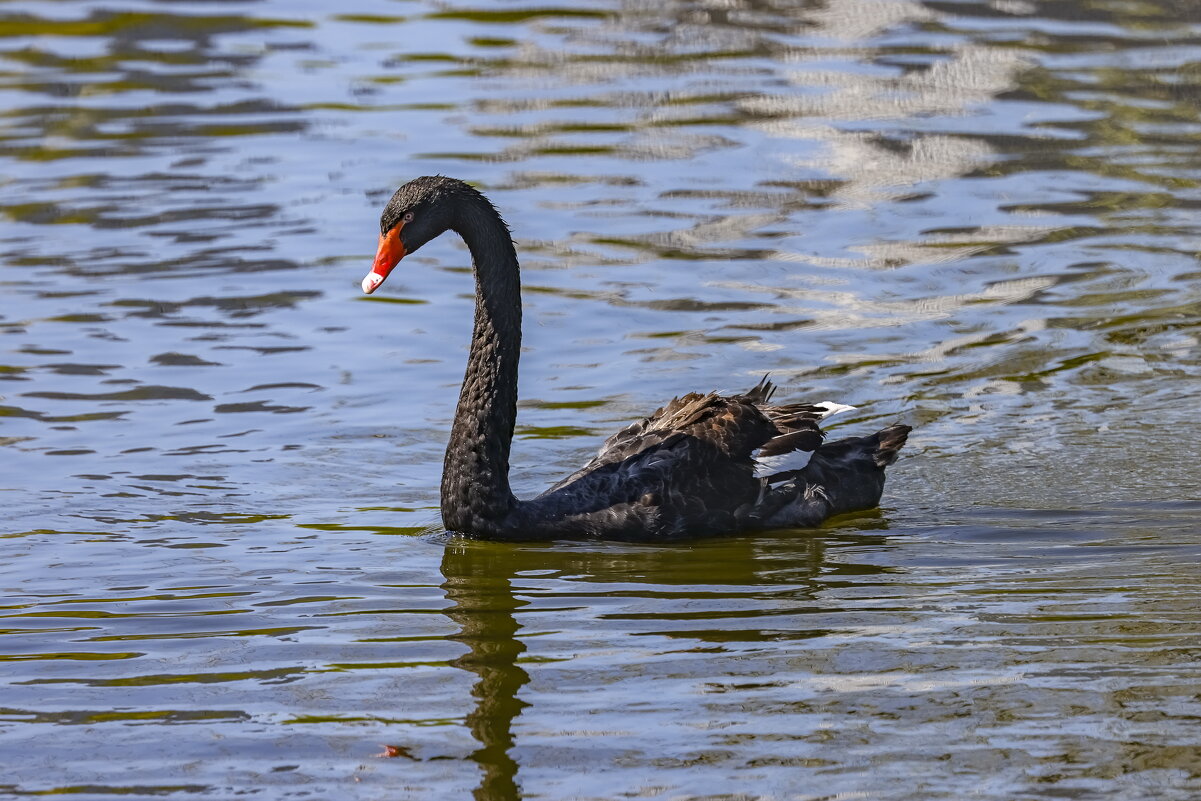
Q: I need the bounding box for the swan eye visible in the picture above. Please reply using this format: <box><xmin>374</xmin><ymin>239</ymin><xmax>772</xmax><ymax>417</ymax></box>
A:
<box><xmin>402</xmin><ymin>211</ymin><xmax>415</xmax><ymax>224</ymax></box>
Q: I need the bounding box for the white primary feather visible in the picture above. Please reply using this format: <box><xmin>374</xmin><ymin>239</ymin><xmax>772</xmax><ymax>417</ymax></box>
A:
<box><xmin>753</xmin><ymin>448</ymin><xmax>815</xmax><ymax>479</ymax></box>
<box><xmin>812</xmin><ymin>401</ymin><xmax>856</xmax><ymax>419</ymax></box>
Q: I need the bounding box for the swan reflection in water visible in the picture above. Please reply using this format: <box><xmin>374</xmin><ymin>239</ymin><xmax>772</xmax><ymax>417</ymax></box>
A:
<box><xmin>441</xmin><ymin>541</ymin><xmax>529</xmax><ymax>801</ymax></box>
<box><xmin>438</xmin><ymin>521</ymin><xmax>894</xmax><ymax>799</ymax></box>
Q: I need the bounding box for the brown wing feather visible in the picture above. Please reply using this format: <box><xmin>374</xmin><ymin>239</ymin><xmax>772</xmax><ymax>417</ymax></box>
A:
<box><xmin>543</xmin><ymin>386</ymin><xmax>780</xmax><ymax>495</ymax></box>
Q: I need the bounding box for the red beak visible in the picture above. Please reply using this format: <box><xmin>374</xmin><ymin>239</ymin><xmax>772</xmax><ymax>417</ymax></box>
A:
<box><xmin>362</xmin><ymin>225</ymin><xmax>407</xmax><ymax>294</ymax></box>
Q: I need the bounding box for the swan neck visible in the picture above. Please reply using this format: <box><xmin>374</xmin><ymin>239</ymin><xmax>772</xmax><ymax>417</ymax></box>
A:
<box><xmin>441</xmin><ymin>199</ymin><xmax>522</xmax><ymax>535</ymax></box>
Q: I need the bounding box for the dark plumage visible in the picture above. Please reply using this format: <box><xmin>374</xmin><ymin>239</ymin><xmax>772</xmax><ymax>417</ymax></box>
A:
<box><xmin>363</xmin><ymin>176</ymin><xmax>911</xmax><ymax>541</ymax></box>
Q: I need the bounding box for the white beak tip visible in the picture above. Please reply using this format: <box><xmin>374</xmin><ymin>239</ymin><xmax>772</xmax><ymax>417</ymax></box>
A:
<box><xmin>362</xmin><ymin>273</ymin><xmax>383</xmax><ymax>294</ymax></box>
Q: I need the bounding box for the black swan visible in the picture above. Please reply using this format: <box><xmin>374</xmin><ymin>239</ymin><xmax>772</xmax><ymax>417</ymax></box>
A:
<box><xmin>362</xmin><ymin>176</ymin><xmax>910</xmax><ymax>540</ymax></box>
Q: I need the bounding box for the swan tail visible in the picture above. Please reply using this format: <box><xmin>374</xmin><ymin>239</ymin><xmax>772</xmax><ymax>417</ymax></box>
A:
<box><xmin>872</xmin><ymin>423</ymin><xmax>911</xmax><ymax>467</ymax></box>
<box><xmin>753</xmin><ymin>423</ymin><xmax>911</xmax><ymax>529</ymax></box>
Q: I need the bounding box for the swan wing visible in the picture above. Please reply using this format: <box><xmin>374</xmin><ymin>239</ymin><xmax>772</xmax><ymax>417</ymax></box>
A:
<box><xmin>542</xmin><ymin>377</ymin><xmax>859</xmax><ymax>492</ymax></box>
<box><xmin>542</xmin><ymin>389</ymin><xmax>777</xmax><ymax>494</ymax></box>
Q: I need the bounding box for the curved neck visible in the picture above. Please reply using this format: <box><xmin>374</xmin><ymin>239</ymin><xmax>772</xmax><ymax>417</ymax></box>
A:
<box><xmin>441</xmin><ymin>196</ymin><xmax>522</xmax><ymax>536</ymax></box>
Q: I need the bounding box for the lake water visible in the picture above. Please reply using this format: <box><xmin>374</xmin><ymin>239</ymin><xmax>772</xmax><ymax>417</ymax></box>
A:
<box><xmin>2</xmin><ymin>0</ymin><xmax>1201</xmax><ymax>798</ymax></box>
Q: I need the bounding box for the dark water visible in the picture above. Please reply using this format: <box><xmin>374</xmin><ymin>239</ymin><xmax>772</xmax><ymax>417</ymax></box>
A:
<box><xmin>3</xmin><ymin>0</ymin><xmax>1201</xmax><ymax>797</ymax></box>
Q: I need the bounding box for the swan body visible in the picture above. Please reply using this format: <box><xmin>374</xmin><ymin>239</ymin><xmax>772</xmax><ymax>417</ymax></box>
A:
<box><xmin>363</xmin><ymin>176</ymin><xmax>910</xmax><ymax>541</ymax></box>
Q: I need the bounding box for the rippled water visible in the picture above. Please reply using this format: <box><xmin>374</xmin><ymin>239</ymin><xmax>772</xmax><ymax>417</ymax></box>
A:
<box><xmin>3</xmin><ymin>0</ymin><xmax>1201</xmax><ymax>798</ymax></box>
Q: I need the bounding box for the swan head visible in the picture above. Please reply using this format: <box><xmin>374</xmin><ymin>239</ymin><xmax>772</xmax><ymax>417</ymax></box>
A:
<box><xmin>362</xmin><ymin>175</ymin><xmax>485</xmax><ymax>294</ymax></box>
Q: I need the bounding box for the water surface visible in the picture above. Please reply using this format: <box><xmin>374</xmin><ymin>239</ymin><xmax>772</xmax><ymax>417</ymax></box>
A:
<box><xmin>2</xmin><ymin>0</ymin><xmax>1201</xmax><ymax>798</ymax></box>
